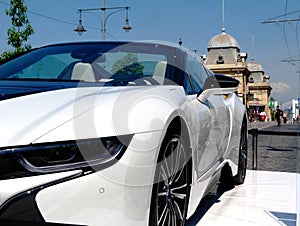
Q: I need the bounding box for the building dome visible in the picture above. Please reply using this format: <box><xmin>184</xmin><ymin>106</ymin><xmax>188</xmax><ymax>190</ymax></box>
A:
<box><xmin>208</xmin><ymin>31</ymin><xmax>240</xmax><ymax>50</ymax></box>
<box><xmin>247</xmin><ymin>61</ymin><xmax>264</xmax><ymax>72</ymax></box>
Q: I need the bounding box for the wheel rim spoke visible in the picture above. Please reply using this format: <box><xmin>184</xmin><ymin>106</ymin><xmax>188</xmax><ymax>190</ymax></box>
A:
<box><xmin>154</xmin><ymin>135</ymin><xmax>189</xmax><ymax>226</ymax></box>
<box><xmin>170</xmin><ymin>141</ymin><xmax>185</xmax><ymax>185</ymax></box>
<box><xmin>171</xmin><ymin>207</ymin><xmax>177</xmax><ymax>226</ymax></box>
<box><xmin>173</xmin><ymin>199</ymin><xmax>184</xmax><ymax>221</ymax></box>
<box><xmin>171</xmin><ymin>183</ymin><xmax>188</xmax><ymax>200</ymax></box>
<box><xmin>167</xmin><ymin>208</ymin><xmax>171</xmax><ymax>226</ymax></box>
<box><xmin>241</xmin><ymin>127</ymin><xmax>247</xmax><ymax>165</ymax></box>
<box><xmin>168</xmin><ymin>201</ymin><xmax>178</xmax><ymax>226</ymax></box>
<box><xmin>167</xmin><ymin>139</ymin><xmax>178</xmax><ymax>183</ymax></box>
<box><xmin>171</xmin><ymin>192</ymin><xmax>186</xmax><ymax>200</ymax></box>
<box><xmin>171</xmin><ymin>183</ymin><xmax>188</xmax><ymax>192</ymax></box>
<box><xmin>158</xmin><ymin>203</ymin><xmax>168</xmax><ymax>225</ymax></box>
<box><xmin>158</xmin><ymin>191</ymin><xmax>167</xmax><ymax>197</ymax></box>
<box><xmin>161</xmin><ymin>161</ymin><xmax>171</xmax><ymax>186</ymax></box>
<box><xmin>236</xmin><ymin>121</ymin><xmax>248</xmax><ymax>183</ymax></box>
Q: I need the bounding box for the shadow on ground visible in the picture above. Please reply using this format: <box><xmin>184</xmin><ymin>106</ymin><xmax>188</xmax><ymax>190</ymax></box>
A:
<box><xmin>186</xmin><ymin>163</ymin><xmax>236</xmax><ymax>225</ymax></box>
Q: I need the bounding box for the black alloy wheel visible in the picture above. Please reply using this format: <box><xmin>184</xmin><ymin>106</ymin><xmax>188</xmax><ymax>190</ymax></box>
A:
<box><xmin>235</xmin><ymin>118</ymin><xmax>248</xmax><ymax>185</ymax></box>
<box><xmin>149</xmin><ymin>132</ymin><xmax>190</xmax><ymax>226</ymax></box>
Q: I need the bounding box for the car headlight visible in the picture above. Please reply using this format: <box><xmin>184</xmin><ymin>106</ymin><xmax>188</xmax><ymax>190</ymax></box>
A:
<box><xmin>0</xmin><ymin>135</ymin><xmax>133</xmax><ymax>179</ymax></box>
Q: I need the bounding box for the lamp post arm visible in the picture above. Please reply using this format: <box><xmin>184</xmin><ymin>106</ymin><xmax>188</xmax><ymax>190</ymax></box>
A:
<box><xmin>78</xmin><ymin>6</ymin><xmax>129</xmax><ymax>13</ymax></box>
<box><xmin>104</xmin><ymin>9</ymin><xmax>126</xmax><ymax>27</ymax></box>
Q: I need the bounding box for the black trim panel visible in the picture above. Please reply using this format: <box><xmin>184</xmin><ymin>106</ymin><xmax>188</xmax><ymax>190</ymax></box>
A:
<box><xmin>0</xmin><ymin>171</ymin><xmax>84</xmax><ymax>222</ymax></box>
<box><xmin>0</xmin><ymin>219</ymin><xmax>85</xmax><ymax>226</ymax></box>
<box><xmin>0</xmin><ymin>193</ymin><xmax>44</xmax><ymax>222</ymax></box>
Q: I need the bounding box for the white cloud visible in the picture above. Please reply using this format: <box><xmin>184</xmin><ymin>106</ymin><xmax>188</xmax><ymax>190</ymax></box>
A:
<box><xmin>270</xmin><ymin>82</ymin><xmax>291</xmax><ymax>93</ymax></box>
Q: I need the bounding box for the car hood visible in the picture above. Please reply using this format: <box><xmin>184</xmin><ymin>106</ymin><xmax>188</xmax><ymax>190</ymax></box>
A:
<box><xmin>0</xmin><ymin>85</ymin><xmax>185</xmax><ymax>147</ymax></box>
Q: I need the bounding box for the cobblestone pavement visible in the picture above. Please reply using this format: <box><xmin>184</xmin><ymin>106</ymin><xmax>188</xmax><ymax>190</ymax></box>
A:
<box><xmin>247</xmin><ymin>122</ymin><xmax>300</xmax><ymax>173</ymax></box>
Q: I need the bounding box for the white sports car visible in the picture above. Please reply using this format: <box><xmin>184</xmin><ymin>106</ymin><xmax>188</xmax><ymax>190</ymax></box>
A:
<box><xmin>0</xmin><ymin>41</ymin><xmax>247</xmax><ymax>226</ymax></box>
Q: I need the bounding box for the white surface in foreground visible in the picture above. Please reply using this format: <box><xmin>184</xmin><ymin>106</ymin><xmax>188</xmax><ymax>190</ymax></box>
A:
<box><xmin>198</xmin><ymin>170</ymin><xmax>298</xmax><ymax>226</ymax></box>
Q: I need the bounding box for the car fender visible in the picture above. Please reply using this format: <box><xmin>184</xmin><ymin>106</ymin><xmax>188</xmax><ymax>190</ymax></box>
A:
<box><xmin>34</xmin><ymin>86</ymin><xmax>188</xmax><ymax>144</ymax></box>
<box><xmin>224</xmin><ymin>93</ymin><xmax>247</xmax><ymax>175</ymax></box>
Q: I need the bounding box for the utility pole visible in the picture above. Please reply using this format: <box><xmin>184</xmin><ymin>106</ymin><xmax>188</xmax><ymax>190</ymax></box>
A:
<box><xmin>102</xmin><ymin>0</ymin><xmax>105</xmax><ymax>41</ymax></box>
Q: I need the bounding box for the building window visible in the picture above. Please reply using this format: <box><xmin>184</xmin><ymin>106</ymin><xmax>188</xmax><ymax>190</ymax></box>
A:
<box><xmin>216</xmin><ymin>55</ymin><xmax>224</xmax><ymax>64</ymax></box>
<box><xmin>237</xmin><ymin>53</ymin><xmax>242</xmax><ymax>62</ymax></box>
<box><xmin>249</xmin><ymin>94</ymin><xmax>255</xmax><ymax>101</ymax></box>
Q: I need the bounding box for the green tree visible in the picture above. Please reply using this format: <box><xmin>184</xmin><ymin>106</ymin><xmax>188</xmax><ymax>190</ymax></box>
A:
<box><xmin>0</xmin><ymin>0</ymin><xmax>34</xmax><ymax>62</ymax></box>
<box><xmin>112</xmin><ymin>53</ymin><xmax>144</xmax><ymax>75</ymax></box>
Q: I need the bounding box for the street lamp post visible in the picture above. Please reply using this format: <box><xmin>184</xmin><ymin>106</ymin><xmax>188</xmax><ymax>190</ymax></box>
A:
<box><xmin>101</xmin><ymin>0</ymin><xmax>105</xmax><ymax>41</ymax></box>
<box><xmin>74</xmin><ymin>0</ymin><xmax>132</xmax><ymax>40</ymax></box>
<box><xmin>74</xmin><ymin>9</ymin><xmax>86</xmax><ymax>36</ymax></box>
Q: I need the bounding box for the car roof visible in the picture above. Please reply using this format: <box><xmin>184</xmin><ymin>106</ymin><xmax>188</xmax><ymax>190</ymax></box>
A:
<box><xmin>35</xmin><ymin>40</ymin><xmax>191</xmax><ymax>53</ymax></box>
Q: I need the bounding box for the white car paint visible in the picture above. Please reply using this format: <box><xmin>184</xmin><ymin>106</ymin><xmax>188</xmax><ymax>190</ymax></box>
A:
<box><xmin>0</xmin><ymin>41</ymin><xmax>246</xmax><ymax>225</ymax></box>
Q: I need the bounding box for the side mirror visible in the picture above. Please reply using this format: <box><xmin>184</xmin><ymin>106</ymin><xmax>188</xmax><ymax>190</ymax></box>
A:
<box><xmin>197</xmin><ymin>74</ymin><xmax>239</xmax><ymax>103</ymax></box>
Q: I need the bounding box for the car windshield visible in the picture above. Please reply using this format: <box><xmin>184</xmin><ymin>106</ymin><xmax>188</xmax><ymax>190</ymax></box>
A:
<box><xmin>0</xmin><ymin>42</ymin><xmax>181</xmax><ymax>86</ymax></box>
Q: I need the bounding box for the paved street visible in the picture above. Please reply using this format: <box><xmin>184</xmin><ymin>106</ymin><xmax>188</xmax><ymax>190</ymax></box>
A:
<box><xmin>247</xmin><ymin>123</ymin><xmax>300</xmax><ymax>173</ymax></box>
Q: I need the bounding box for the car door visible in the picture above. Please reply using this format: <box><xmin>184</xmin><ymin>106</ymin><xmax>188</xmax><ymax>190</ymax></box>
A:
<box><xmin>204</xmin><ymin>69</ymin><xmax>231</xmax><ymax>162</ymax></box>
<box><xmin>206</xmin><ymin>94</ymin><xmax>231</xmax><ymax>163</ymax></box>
<box><xmin>184</xmin><ymin>57</ymin><xmax>230</xmax><ymax>180</ymax></box>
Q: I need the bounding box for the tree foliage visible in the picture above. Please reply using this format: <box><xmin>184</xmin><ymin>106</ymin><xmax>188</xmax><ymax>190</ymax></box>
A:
<box><xmin>112</xmin><ymin>53</ymin><xmax>144</xmax><ymax>75</ymax></box>
<box><xmin>0</xmin><ymin>0</ymin><xmax>34</xmax><ymax>62</ymax></box>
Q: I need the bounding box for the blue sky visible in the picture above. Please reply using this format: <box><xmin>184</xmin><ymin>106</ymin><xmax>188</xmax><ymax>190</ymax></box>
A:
<box><xmin>0</xmin><ymin>0</ymin><xmax>300</xmax><ymax>103</ymax></box>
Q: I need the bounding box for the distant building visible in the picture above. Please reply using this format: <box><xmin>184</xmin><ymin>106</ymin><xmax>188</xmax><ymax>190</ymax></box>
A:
<box><xmin>247</xmin><ymin>60</ymin><xmax>272</xmax><ymax>121</ymax></box>
<box><xmin>201</xmin><ymin>30</ymin><xmax>250</xmax><ymax>105</ymax></box>
<box><xmin>201</xmin><ymin>29</ymin><xmax>273</xmax><ymax>121</ymax></box>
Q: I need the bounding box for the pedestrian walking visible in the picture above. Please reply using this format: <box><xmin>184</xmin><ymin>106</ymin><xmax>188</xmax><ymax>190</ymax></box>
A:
<box><xmin>275</xmin><ymin>105</ymin><xmax>282</xmax><ymax>126</ymax></box>
<box><xmin>282</xmin><ymin>112</ymin><xmax>287</xmax><ymax>123</ymax></box>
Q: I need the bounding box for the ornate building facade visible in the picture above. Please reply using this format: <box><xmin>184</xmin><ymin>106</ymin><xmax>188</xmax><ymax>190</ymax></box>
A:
<box><xmin>247</xmin><ymin>60</ymin><xmax>272</xmax><ymax>121</ymax></box>
<box><xmin>201</xmin><ymin>29</ymin><xmax>272</xmax><ymax>121</ymax></box>
<box><xmin>201</xmin><ymin>30</ymin><xmax>250</xmax><ymax>105</ymax></box>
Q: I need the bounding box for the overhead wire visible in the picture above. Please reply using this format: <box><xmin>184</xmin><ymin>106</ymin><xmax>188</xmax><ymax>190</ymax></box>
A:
<box><xmin>295</xmin><ymin>13</ymin><xmax>300</xmax><ymax>61</ymax></box>
<box><xmin>269</xmin><ymin>3</ymin><xmax>300</xmax><ymax>68</ymax></box>
<box><xmin>283</xmin><ymin>0</ymin><xmax>292</xmax><ymax>59</ymax></box>
<box><xmin>0</xmin><ymin>1</ymin><xmax>97</xmax><ymax>29</ymax></box>
<box><xmin>266</xmin><ymin>9</ymin><xmax>300</xmax><ymax>21</ymax></box>
<box><xmin>0</xmin><ymin>0</ymin><xmax>119</xmax><ymax>40</ymax></box>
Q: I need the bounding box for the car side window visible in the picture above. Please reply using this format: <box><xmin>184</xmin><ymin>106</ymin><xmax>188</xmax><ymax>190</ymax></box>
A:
<box><xmin>191</xmin><ymin>76</ymin><xmax>202</xmax><ymax>93</ymax></box>
<box><xmin>184</xmin><ymin>73</ymin><xmax>194</xmax><ymax>94</ymax></box>
<box><xmin>185</xmin><ymin>55</ymin><xmax>208</xmax><ymax>94</ymax></box>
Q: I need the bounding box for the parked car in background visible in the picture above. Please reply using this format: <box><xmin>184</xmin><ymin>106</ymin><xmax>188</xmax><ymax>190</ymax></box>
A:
<box><xmin>0</xmin><ymin>41</ymin><xmax>247</xmax><ymax>225</ymax></box>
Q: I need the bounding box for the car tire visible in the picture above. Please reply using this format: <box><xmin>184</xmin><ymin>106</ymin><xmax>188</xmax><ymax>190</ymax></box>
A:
<box><xmin>234</xmin><ymin>117</ymin><xmax>248</xmax><ymax>185</ymax></box>
<box><xmin>149</xmin><ymin>131</ymin><xmax>191</xmax><ymax>226</ymax></box>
